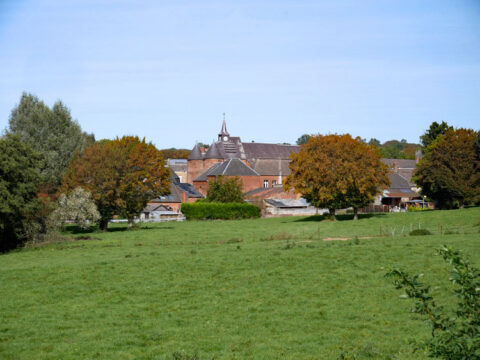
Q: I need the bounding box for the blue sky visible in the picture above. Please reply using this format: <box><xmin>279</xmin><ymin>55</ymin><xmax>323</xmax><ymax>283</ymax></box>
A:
<box><xmin>0</xmin><ymin>0</ymin><xmax>479</xmax><ymax>149</ymax></box>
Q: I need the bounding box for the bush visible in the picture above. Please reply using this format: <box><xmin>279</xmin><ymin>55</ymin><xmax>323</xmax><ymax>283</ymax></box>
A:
<box><xmin>386</xmin><ymin>246</ymin><xmax>480</xmax><ymax>359</ymax></box>
<box><xmin>181</xmin><ymin>202</ymin><xmax>260</xmax><ymax>220</ymax></box>
<box><xmin>409</xmin><ymin>229</ymin><xmax>432</xmax><ymax>236</ymax></box>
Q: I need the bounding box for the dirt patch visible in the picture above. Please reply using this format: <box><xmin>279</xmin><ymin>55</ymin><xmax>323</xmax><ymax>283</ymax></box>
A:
<box><xmin>323</xmin><ymin>237</ymin><xmax>349</xmax><ymax>241</ymax></box>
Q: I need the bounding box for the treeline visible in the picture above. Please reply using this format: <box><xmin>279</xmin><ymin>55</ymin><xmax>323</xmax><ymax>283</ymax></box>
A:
<box><xmin>1</xmin><ymin>93</ymin><xmax>171</xmax><ymax>252</ymax></box>
<box><xmin>297</xmin><ymin>134</ymin><xmax>420</xmax><ymax>159</ymax></box>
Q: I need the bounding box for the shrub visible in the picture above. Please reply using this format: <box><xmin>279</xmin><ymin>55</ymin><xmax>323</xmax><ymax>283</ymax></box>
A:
<box><xmin>181</xmin><ymin>202</ymin><xmax>260</xmax><ymax>220</ymax></box>
<box><xmin>386</xmin><ymin>246</ymin><xmax>480</xmax><ymax>359</ymax></box>
<box><xmin>409</xmin><ymin>229</ymin><xmax>432</xmax><ymax>236</ymax></box>
<box><xmin>206</xmin><ymin>176</ymin><xmax>244</xmax><ymax>203</ymax></box>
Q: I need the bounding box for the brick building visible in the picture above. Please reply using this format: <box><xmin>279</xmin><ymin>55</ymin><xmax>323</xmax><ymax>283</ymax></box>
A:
<box><xmin>188</xmin><ymin>120</ymin><xmax>300</xmax><ymax>195</ymax></box>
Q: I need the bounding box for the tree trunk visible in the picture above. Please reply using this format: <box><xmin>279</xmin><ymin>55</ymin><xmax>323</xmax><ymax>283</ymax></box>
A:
<box><xmin>459</xmin><ymin>199</ymin><xmax>464</xmax><ymax>209</ymax></box>
<box><xmin>315</xmin><ymin>207</ymin><xmax>319</xmax><ymax>215</ymax></box>
<box><xmin>99</xmin><ymin>218</ymin><xmax>109</xmax><ymax>231</ymax></box>
<box><xmin>353</xmin><ymin>207</ymin><xmax>358</xmax><ymax>221</ymax></box>
<box><xmin>329</xmin><ymin>208</ymin><xmax>336</xmax><ymax>221</ymax></box>
<box><xmin>128</xmin><ymin>218</ymin><xmax>135</xmax><ymax>228</ymax></box>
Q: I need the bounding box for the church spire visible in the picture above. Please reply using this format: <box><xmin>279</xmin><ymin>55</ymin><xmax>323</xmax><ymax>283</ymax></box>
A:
<box><xmin>218</xmin><ymin>113</ymin><xmax>230</xmax><ymax>141</ymax></box>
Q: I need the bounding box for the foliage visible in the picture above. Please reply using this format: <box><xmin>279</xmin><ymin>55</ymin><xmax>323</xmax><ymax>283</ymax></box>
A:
<box><xmin>285</xmin><ymin>134</ymin><xmax>390</xmax><ymax>219</ymax></box>
<box><xmin>414</xmin><ymin>128</ymin><xmax>480</xmax><ymax>208</ymax></box>
<box><xmin>420</xmin><ymin>121</ymin><xmax>453</xmax><ymax>149</ymax></box>
<box><xmin>49</xmin><ymin>187</ymin><xmax>100</xmax><ymax>230</ymax></box>
<box><xmin>206</xmin><ymin>176</ymin><xmax>244</xmax><ymax>203</ymax></box>
<box><xmin>296</xmin><ymin>134</ymin><xmax>311</xmax><ymax>145</ymax></box>
<box><xmin>386</xmin><ymin>246</ymin><xmax>480</xmax><ymax>359</ymax></box>
<box><xmin>0</xmin><ymin>134</ymin><xmax>42</xmax><ymax>251</ymax></box>
<box><xmin>409</xmin><ymin>229</ymin><xmax>431</xmax><ymax>236</ymax></box>
<box><xmin>61</xmin><ymin>136</ymin><xmax>170</xmax><ymax>229</ymax></box>
<box><xmin>379</xmin><ymin>139</ymin><xmax>419</xmax><ymax>159</ymax></box>
<box><xmin>181</xmin><ymin>202</ymin><xmax>260</xmax><ymax>220</ymax></box>
<box><xmin>8</xmin><ymin>92</ymin><xmax>94</xmax><ymax>193</ymax></box>
<box><xmin>159</xmin><ymin>148</ymin><xmax>191</xmax><ymax>159</ymax></box>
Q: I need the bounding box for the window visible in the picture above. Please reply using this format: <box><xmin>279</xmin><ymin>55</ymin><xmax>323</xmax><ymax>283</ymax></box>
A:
<box><xmin>263</xmin><ymin>180</ymin><xmax>269</xmax><ymax>188</ymax></box>
<box><xmin>272</xmin><ymin>180</ymin><xmax>277</xmax><ymax>187</ymax></box>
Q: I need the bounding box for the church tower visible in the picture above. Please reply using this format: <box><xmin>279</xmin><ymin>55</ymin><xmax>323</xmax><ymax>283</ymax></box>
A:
<box><xmin>218</xmin><ymin>114</ymin><xmax>230</xmax><ymax>142</ymax></box>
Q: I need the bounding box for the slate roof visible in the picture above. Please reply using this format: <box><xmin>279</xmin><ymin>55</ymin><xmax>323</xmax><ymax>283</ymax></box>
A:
<box><xmin>188</xmin><ymin>144</ymin><xmax>203</xmax><ymax>160</ymax></box>
<box><xmin>204</xmin><ymin>142</ymin><xmax>222</xmax><ymax>159</ymax></box>
<box><xmin>265</xmin><ymin>198</ymin><xmax>309</xmax><ymax>208</ymax></box>
<box><xmin>176</xmin><ymin>182</ymin><xmax>203</xmax><ymax>198</ymax></box>
<box><xmin>384</xmin><ymin>172</ymin><xmax>417</xmax><ymax>198</ymax></box>
<box><xmin>382</xmin><ymin>158</ymin><xmax>416</xmax><ymax>169</ymax></box>
<box><xmin>194</xmin><ymin>159</ymin><xmax>259</xmax><ymax>181</ymax></box>
<box><xmin>249</xmin><ymin>159</ymin><xmax>292</xmax><ymax>176</ymax></box>
<box><xmin>243</xmin><ymin>143</ymin><xmax>300</xmax><ymax>159</ymax></box>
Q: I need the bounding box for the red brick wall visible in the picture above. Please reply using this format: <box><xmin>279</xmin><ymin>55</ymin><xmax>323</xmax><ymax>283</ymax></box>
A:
<box><xmin>193</xmin><ymin>180</ymin><xmax>209</xmax><ymax>196</ymax></box>
<box><xmin>187</xmin><ymin>160</ymin><xmax>204</xmax><ymax>184</ymax></box>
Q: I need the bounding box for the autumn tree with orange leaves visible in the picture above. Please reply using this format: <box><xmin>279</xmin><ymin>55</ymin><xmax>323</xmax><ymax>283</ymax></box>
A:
<box><xmin>61</xmin><ymin>136</ymin><xmax>170</xmax><ymax>229</ymax></box>
<box><xmin>284</xmin><ymin>134</ymin><xmax>390</xmax><ymax>220</ymax></box>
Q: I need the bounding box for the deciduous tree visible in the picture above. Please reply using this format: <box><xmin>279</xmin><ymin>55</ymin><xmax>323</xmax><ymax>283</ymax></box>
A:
<box><xmin>284</xmin><ymin>134</ymin><xmax>390</xmax><ymax>219</ymax></box>
<box><xmin>61</xmin><ymin>136</ymin><xmax>171</xmax><ymax>229</ymax></box>
<box><xmin>206</xmin><ymin>176</ymin><xmax>244</xmax><ymax>203</ymax></box>
<box><xmin>8</xmin><ymin>92</ymin><xmax>94</xmax><ymax>193</ymax></box>
<box><xmin>296</xmin><ymin>134</ymin><xmax>311</xmax><ymax>145</ymax></box>
<box><xmin>420</xmin><ymin>121</ymin><xmax>453</xmax><ymax>149</ymax></box>
<box><xmin>49</xmin><ymin>187</ymin><xmax>100</xmax><ymax>230</ymax></box>
<box><xmin>414</xmin><ymin>128</ymin><xmax>480</xmax><ymax>208</ymax></box>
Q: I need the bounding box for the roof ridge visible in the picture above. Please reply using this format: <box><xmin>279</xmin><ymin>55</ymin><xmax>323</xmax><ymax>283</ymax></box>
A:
<box><xmin>222</xmin><ymin>159</ymin><xmax>232</xmax><ymax>175</ymax></box>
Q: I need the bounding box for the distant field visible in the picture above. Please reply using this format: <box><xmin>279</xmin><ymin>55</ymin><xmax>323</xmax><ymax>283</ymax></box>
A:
<box><xmin>1</xmin><ymin>208</ymin><xmax>479</xmax><ymax>359</ymax></box>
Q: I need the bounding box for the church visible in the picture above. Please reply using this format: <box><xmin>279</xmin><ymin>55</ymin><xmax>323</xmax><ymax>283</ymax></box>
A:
<box><xmin>187</xmin><ymin>120</ymin><xmax>300</xmax><ymax>195</ymax></box>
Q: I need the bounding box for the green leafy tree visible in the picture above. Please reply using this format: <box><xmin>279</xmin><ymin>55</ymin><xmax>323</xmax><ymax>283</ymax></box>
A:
<box><xmin>61</xmin><ymin>136</ymin><xmax>171</xmax><ymax>229</ymax></box>
<box><xmin>8</xmin><ymin>92</ymin><xmax>94</xmax><ymax>193</ymax></box>
<box><xmin>49</xmin><ymin>187</ymin><xmax>100</xmax><ymax>230</ymax></box>
<box><xmin>386</xmin><ymin>246</ymin><xmax>480</xmax><ymax>359</ymax></box>
<box><xmin>0</xmin><ymin>134</ymin><xmax>41</xmax><ymax>251</ymax></box>
<box><xmin>296</xmin><ymin>134</ymin><xmax>311</xmax><ymax>145</ymax></box>
<box><xmin>420</xmin><ymin>121</ymin><xmax>453</xmax><ymax>149</ymax></box>
<box><xmin>206</xmin><ymin>176</ymin><xmax>244</xmax><ymax>203</ymax></box>
<box><xmin>414</xmin><ymin>128</ymin><xmax>480</xmax><ymax>208</ymax></box>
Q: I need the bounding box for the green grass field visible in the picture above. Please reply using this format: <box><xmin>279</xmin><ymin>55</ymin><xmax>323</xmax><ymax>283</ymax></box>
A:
<box><xmin>1</xmin><ymin>208</ymin><xmax>479</xmax><ymax>359</ymax></box>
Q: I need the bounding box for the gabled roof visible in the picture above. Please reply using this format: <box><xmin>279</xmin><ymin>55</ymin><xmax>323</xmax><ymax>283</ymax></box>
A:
<box><xmin>382</xmin><ymin>158</ymin><xmax>416</xmax><ymax>169</ymax></box>
<box><xmin>188</xmin><ymin>144</ymin><xmax>203</xmax><ymax>160</ymax></box>
<box><xmin>176</xmin><ymin>183</ymin><xmax>203</xmax><ymax>198</ymax></box>
<box><xmin>249</xmin><ymin>159</ymin><xmax>292</xmax><ymax>176</ymax></box>
<box><xmin>242</xmin><ymin>143</ymin><xmax>300</xmax><ymax>159</ymax></box>
<box><xmin>194</xmin><ymin>159</ymin><xmax>259</xmax><ymax>181</ymax></box>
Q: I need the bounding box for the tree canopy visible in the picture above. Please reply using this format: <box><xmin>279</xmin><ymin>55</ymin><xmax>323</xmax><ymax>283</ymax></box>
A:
<box><xmin>296</xmin><ymin>134</ymin><xmax>311</xmax><ymax>145</ymax></box>
<box><xmin>0</xmin><ymin>134</ymin><xmax>42</xmax><ymax>251</ymax></box>
<box><xmin>285</xmin><ymin>134</ymin><xmax>390</xmax><ymax>219</ymax></box>
<box><xmin>159</xmin><ymin>148</ymin><xmax>191</xmax><ymax>159</ymax></box>
<box><xmin>206</xmin><ymin>176</ymin><xmax>244</xmax><ymax>203</ymax></box>
<box><xmin>8</xmin><ymin>92</ymin><xmax>94</xmax><ymax>193</ymax></box>
<box><xmin>414</xmin><ymin>128</ymin><xmax>480</xmax><ymax>208</ymax></box>
<box><xmin>61</xmin><ymin>136</ymin><xmax>171</xmax><ymax>229</ymax></box>
<box><xmin>420</xmin><ymin>121</ymin><xmax>453</xmax><ymax>149</ymax></box>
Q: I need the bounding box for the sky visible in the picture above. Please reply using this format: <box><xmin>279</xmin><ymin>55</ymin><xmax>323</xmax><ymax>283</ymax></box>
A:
<box><xmin>0</xmin><ymin>0</ymin><xmax>479</xmax><ymax>149</ymax></box>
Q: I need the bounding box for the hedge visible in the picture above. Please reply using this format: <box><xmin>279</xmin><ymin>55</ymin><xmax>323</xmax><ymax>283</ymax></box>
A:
<box><xmin>181</xmin><ymin>202</ymin><xmax>261</xmax><ymax>220</ymax></box>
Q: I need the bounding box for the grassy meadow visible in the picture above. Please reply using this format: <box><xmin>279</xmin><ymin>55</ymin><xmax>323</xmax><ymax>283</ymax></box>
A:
<box><xmin>1</xmin><ymin>208</ymin><xmax>479</xmax><ymax>359</ymax></box>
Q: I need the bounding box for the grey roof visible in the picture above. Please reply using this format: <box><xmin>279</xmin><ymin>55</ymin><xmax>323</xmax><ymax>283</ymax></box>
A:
<box><xmin>265</xmin><ymin>198</ymin><xmax>309</xmax><ymax>208</ymax></box>
<box><xmin>188</xmin><ymin>144</ymin><xmax>203</xmax><ymax>160</ymax></box>
<box><xmin>204</xmin><ymin>142</ymin><xmax>223</xmax><ymax>159</ymax></box>
<box><xmin>143</xmin><ymin>203</ymin><xmax>170</xmax><ymax>212</ymax></box>
<box><xmin>250</xmin><ymin>159</ymin><xmax>292</xmax><ymax>176</ymax></box>
<box><xmin>388</xmin><ymin>172</ymin><xmax>411</xmax><ymax>189</ymax></box>
<box><xmin>194</xmin><ymin>159</ymin><xmax>259</xmax><ymax>181</ymax></box>
<box><xmin>153</xmin><ymin>182</ymin><xmax>182</xmax><ymax>202</ymax></box>
<box><xmin>382</xmin><ymin>158</ymin><xmax>416</xmax><ymax>169</ymax></box>
<box><xmin>176</xmin><ymin>183</ymin><xmax>203</xmax><ymax>198</ymax></box>
<box><xmin>243</xmin><ymin>143</ymin><xmax>300</xmax><ymax>159</ymax></box>
<box><xmin>219</xmin><ymin>119</ymin><xmax>229</xmax><ymax>137</ymax></box>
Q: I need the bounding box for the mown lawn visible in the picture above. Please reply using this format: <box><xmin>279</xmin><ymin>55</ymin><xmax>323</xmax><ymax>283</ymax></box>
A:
<box><xmin>1</xmin><ymin>208</ymin><xmax>479</xmax><ymax>359</ymax></box>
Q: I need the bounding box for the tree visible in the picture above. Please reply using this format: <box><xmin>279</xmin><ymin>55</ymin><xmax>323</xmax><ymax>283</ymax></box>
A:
<box><xmin>296</xmin><ymin>134</ymin><xmax>311</xmax><ymax>145</ymax></box>
<box><xmin>368</xmin><ymin>138</ymin><xmax>381</xmax><ymax>147</ymax></box>
<box><xmin>49</xmin><ymin>187</ymin><xmax>100</xmax><ymax>230</ymax></box>
<box><xmin>414</xmin><ymin>128</ymin><xmax>480</xmax><ymax>208</ymax></box>
<box><xmin>159</xmin><ymin>148</ymin><xmax>191</xmax><ymax>159</ymax></box>
<box><xmin>61</xmin><ymin>136</ymin><xmax>171</xmax><ymax>230</ymax></box>
<box><xmin>420</xmin><ymin>121</ymin><xmax>453</xmax><ymax>149</ymax></box>
<box><xmin>8</xmin><ymin>92</ymin><xmax>94</xmax><ymax>193</ymax></box>
<box><xmin>0</xmin><ymin>134</ymin><xmax>41</xmax><ymax>251</ymax></box>
<box><xmin>284</xmin><ymin>134</ymin><xmax>390</xmax><ymax>219</ymax></box>
<box><xmin>206</xmin><ymin>176</ymin><xmax>244</xmax><ymax>203</ymax></box>
<box><xmin>386</xmin><ymin>246</ymin><xmax>480</xmax><ymax>359</ymax></box>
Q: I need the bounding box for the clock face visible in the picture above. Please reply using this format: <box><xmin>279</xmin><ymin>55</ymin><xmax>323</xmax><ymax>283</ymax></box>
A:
<box><xmin>223</xmin><ymin>136</ymin><xmax>228</xmax><ymax>141</ymax></box>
